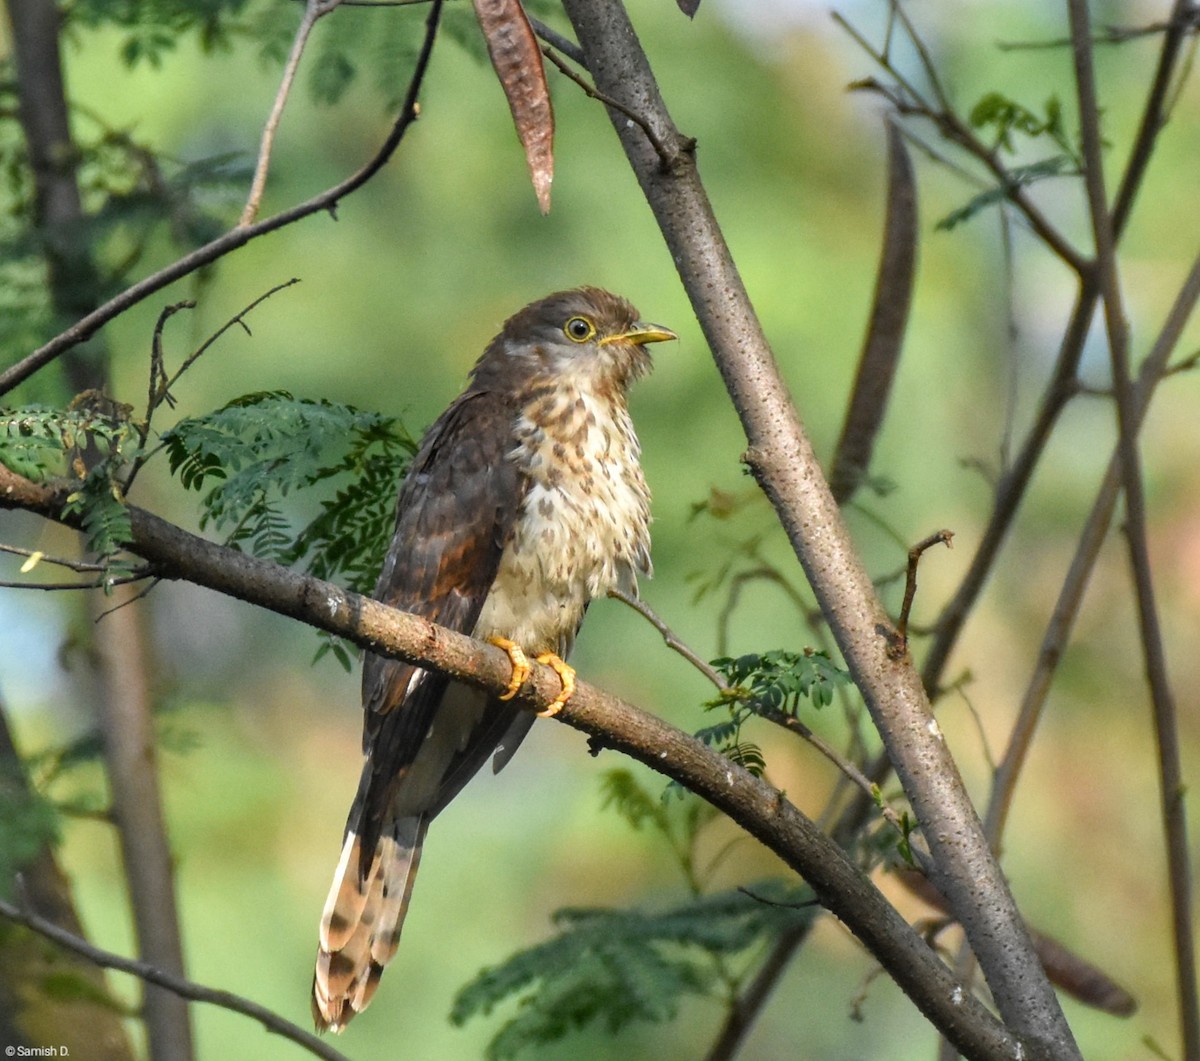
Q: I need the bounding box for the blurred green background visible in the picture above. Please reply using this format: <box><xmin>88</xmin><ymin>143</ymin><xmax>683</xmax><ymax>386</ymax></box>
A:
<box><xmin>3</xmin><ymin>0</ymin><xmax>1200</xmax><ymax>1057</ymax></box>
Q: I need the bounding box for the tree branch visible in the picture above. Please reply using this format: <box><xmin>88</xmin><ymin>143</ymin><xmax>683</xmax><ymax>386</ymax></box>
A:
<box><xmin>240</xmin><ymin>0</ymin><xmax>344</xmax><ymax>226</ymax></box>
<box><xmin>1067</xmin><ymin>5</ymin><xmax>1199</xmax><ymax>1057</ymax></box>
<box><xmin>559</xmin><ymin>1</ymin><xmax>1077</xmax><ymax>1055</ymax></box>
<box><xmin>0</xmin><ymin>897</ymin><xmax>350</xmax><ymax>1061</ymax></box>
<box><xmin>0</xmin><ymin>0</ymin><xmax>445</xmax><ymax>398</ymax></box>
<box><xmin>0</xmin><ymin>465</ymin><xmax>1020</xmax><ymax>1059</ymax></box>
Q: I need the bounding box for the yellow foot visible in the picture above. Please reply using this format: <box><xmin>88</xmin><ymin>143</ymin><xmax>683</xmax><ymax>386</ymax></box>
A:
<box><xmin>534</xmin><ymin>653</ymin><xmax>576</xmax><ymax>718</ymax></box>
<box><xmin>488</xmin><ymin>637</ymin><xmax>531</xmax><ymax>701</ymax></box>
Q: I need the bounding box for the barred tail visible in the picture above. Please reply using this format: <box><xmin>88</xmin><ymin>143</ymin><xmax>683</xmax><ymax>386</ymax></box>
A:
<box><xmin>312</xmin><ymin>817</ymin><xmax>425</xmax><ymax>1032</ymax></box>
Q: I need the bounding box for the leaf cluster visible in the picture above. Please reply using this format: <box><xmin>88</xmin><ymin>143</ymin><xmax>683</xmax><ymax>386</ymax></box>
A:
<box><xmin>938</xmin><ymin>92</ymin><xmax>1083</xmax><ymax>231</ymax></box>
<box><xmin>691</xmin><ymin>651</ymin><xmax>852</xmax><ymax>780</ymax></box>
<box><xmin>163</xmin><ymin>391</ymin><xmax>416</xmax><ymax>665</ymax></box>
<box><xmin>0</xmin><ymin>402</ymin><xmax>142</xmax><ymax>583</ymax></box>
<box><xmin>451</xmin><ymin>880</ymin><xmax>816</xmax><ymax>1060</ymax></box>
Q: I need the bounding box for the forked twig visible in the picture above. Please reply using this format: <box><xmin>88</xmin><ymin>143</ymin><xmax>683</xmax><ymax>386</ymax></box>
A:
<box><xmin>893</xmin><ymin>530</ymin><xmax>954</xmax><ymax>656</ymax></box>
<box><xmin>0</xmin><ymin>0</ymin><xmax>445</xmax><ymax>397</ymax></box>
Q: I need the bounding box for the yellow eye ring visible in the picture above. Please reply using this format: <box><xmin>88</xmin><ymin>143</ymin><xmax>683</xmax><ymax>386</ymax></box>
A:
<box><xmin>563</xmin><ymin>316</ymin><xmax>596</xmax><ymax>343</ymax></box>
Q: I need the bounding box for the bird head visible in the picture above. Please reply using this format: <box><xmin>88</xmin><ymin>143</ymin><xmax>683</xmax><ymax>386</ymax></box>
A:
<box><xmin>473</xmin><ymin>286</ymin><xmax>677</xmax><ymax>394</ymax></box>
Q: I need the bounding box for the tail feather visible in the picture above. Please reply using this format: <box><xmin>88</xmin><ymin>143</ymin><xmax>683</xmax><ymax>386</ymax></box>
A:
<box><xmin>312</xmin><ymin>819</ymin><xmax>425</xmax><ymax>1032</ymax></box>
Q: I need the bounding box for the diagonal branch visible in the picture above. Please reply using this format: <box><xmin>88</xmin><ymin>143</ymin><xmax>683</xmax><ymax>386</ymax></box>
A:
<box><xmin>0</xmin><ymin>465</ymin><xmax>1019</xmax><ymax>1060</ymax></box>
<box><xmin>0</xmin><ymin>897</ymin><xmax>350</xmax><ymax>1061</ymax></box>
<box><xmin>558</xmin><ymin>1</ymin><xmax>1077</xmax><ymax>1056</ymax></box>
<box><xmin>1067</xmin><ymin>5</ymin><xmax>1199</xmax><ymax>1057</ymax></box>
<box><xmin>0</xmin><ymin>0</ymin><xmax>445</xmax><ymax>398</ymax></box>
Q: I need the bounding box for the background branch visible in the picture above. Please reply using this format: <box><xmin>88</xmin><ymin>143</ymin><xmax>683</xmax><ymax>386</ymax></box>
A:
<box><xmin>1068</xmin><ymin>4</ymin><xmax>1198</xmax><ymax>1055</ymax></box>
<box><xmin>0</xmin><ymin>896</ymin><xmax>351</xmax><ymax>1061</ymax></box>
<box><xmin>0</xmin><ymin>0</ymin><xmax>445</xmax><ymax>397</ymax></box>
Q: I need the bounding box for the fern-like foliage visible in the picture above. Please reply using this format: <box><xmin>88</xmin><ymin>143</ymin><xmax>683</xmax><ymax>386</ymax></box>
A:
<box><xmin>1</xmin><ymin>402</ymin><xmax>142</xmax><ymax>585</ymax></box>
<box><xmin>686</xmin><ymin>650</ymin><xmax>853</xmax><ymax>782</ymax></box>
<box><xmin>451</xmin><ymin>880</ymin><xmax>816</xmax><ymax>1060</ymax></box>
<box><xmin>163</xmin><ymin>391</ymin><xmax>416</xmax><ymax>665</ymax></box>
<box><xmin>715</xmin><ymin>649</ymin><xmax>851</xmax><ymax>713</ymax></box>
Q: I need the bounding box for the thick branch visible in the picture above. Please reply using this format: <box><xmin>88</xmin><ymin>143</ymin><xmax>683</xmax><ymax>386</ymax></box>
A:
<box><xmin>0</xmin><ymin>468</ymin><xmax>1019</xmax><ymax>1059</ymax></box>
<box><xmin>558</xmin><ymin>1</ymin><xmax>1076</xmax><ymax>1056</ymax></box>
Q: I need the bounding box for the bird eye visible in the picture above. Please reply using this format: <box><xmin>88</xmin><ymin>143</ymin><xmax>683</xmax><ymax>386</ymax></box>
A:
<box><xmin>564</xmin><ymin>316</ymin><xmax>596</xmax><ymax>343</ymax></box>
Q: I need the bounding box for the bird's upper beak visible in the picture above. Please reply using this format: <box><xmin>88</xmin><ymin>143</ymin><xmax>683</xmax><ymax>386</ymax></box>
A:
<box><xmin>602</xmin><ymin>323</ymin><xmax>678</xmax><ymax>346</ymax></box>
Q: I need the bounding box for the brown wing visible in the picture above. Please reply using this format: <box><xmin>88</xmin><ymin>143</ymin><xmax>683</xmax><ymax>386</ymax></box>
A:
<box><xmin>353</xmin><ymin>387</ymin><xmax>524</xmax><ymax>859</ymax></box>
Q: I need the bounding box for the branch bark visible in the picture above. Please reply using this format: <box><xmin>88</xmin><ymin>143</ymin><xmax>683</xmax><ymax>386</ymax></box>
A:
<box><xmin>558</xmin><ymin>2</ymin><xmax>1078</xmax><ymax>1056</ymax></box>
<box><xmin>0</xmin><ymin>465</ymin><xmax>1021</xmax><ymax>1059</ymax></box>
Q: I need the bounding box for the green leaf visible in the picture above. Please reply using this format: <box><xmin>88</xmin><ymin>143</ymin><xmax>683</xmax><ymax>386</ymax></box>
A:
<box><xmin>452</xmin><ymin>881</ymin><xmax>816</xmax><ymax>1059</ymax></box>
<box><xmin>936</xmin><ymin>156</ymin><xmax>1075</xmax><ymax>231</ymax></box>
<box><xmin>161</xmin><ymin>392</ymin><xmax>417</xmax><ymax>626</ymax></box>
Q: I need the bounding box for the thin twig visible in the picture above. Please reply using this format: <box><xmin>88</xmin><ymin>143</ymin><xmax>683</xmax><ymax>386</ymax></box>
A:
<box><xmin>607</xmin><ymin>589</ymin><xmax>921</xmax><ymax>868</ymax></box>
<box><xmin>997</xmin><ymin>11</ymin><xmax>1200</xmax><ymax>52</ymax></box>
<box><xmin>984</xmin><ymin>252</ymin><xmax>1200</xmax><ymax>846</ymax></box>
<box><xmin>834</xmin><ymin>8</ymin><xmax>1089</xmax><ymax>276</ymax></box>
<box><xmin>165</xmin><ymin>280</ymin><xmax>302</xmax><ymax>400</ymax></box>
<box><xmin>0</xmin><ymin>896</ymin><xmax>350</xmax><ymax>1061</ymax></box>
<box><xmin>540</xmin><ymin>43</ymin><xmax>675</xmax><ymax>163</ymax></box>
<box><xmin>142</xmin><ymin>300</ymin><xmax>194</xmax><ymax>445</ymax></box>
<box><xmin>0</xmin><ymin>0</ymin><xmax>445</xmax><ymax>397</ymax></box>
<box><xmin>241</xmin><ymin>0</ymin><xmax>345</xmax><ymax>226</ymax></box>
<box><xmin>607</xmin><ymin>587</ymin><xmax>725</xmax><ymax>689</ymax></box>
<box><xmin>1068</xmin><ymin>6</ymin><xmax>1199</xmax><ymax>1056</ymax></box>
<box><xmin>1111</xmin><ymin>0</ymin><xmax>1200</xmax><ymax>234</ymax></box>
<box><xmin>530</xmin><ymin>16</ymin><xmax>586</xmax><ymax>66</ymax></box>
<box><xmin>0</xmin><ymin>542</ymin><xmax>113</xmax><ymax>572</ymax></box>
<box><xmin>0</xmin><ymin>573</ymin><xmax>150</xmax><ymax>591</ymax></box>
<box><xmin>893</xmin><ymin>530</ymin><xmax>954</xmax><ymax>656</ymax></box>
<box><xmin>134</xmin><ymin>280</ymin><xmax>303</xmax><ymax>482</ymax></box>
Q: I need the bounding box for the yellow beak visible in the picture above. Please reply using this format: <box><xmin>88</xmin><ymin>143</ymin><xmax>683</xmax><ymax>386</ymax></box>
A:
<box><xmin>601</xmin><ymin>323</ymin><xmax>678</xmax><ymax>346</ymax></box>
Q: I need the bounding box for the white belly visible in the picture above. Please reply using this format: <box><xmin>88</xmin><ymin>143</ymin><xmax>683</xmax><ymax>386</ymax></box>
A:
<box><xmin>472</xmin><ymin>389</ymin><xmax>650</xmax><ymax>653</ymax></box>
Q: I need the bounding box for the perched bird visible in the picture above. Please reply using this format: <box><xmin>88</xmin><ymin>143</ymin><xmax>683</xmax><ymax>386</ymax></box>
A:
<box><xmin>312</xmin><ymin>287</ymin><xmax>676</xmax><ymax>1030</ymax></box>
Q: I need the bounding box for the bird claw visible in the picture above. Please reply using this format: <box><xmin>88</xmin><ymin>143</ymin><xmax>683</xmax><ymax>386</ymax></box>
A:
<box><xmin>488</xmin><ymin>637</ymin><xmax>531</xmax><ymax>701</ymax></box>
<box><xmin>534</xmin><ymin>653</ymin><xmax>575</xmax><ymax>717</ymax></box>
<box><xmin>487</xmin><ymin>639</ymin><xmax>575</xmax><ymax>716</ymax></box>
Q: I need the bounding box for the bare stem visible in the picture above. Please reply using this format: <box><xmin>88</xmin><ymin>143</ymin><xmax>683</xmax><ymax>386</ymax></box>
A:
<box><xmin>1068</xmin><ymin>4</ymin><xmax>1198</xmax><ymax>1056</ymax></box>
<box><xmin>0</xmin><ymin>897</ymin><xmax>350</xmax><ymax>1061</ymax></box>
<box><xmin>607</xmin><ymin>588</ymin><xmax>726</xmax><ymax>688</ymax></box>
<box><xmin>893</xmin><ymin>530</ymin><xmax>954</xmax><ymax>654</ymax></box>
<box><xmin>240</xmin><ymin>0</ymin><xmax>345</xmax><ymax>226</ymax></box>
